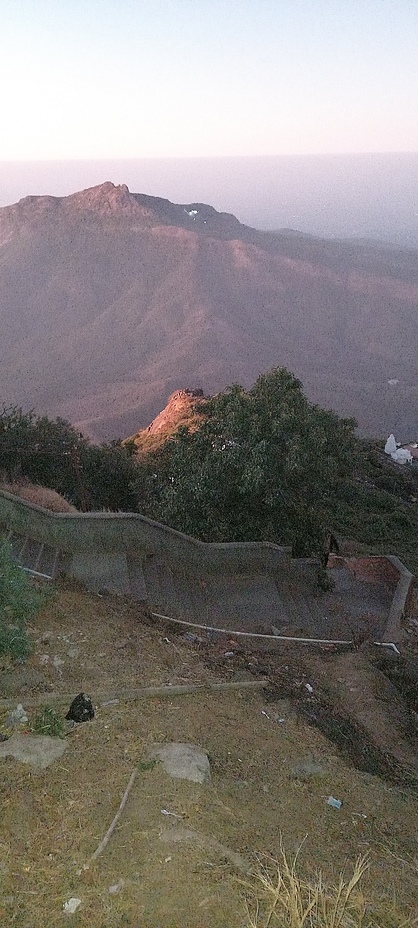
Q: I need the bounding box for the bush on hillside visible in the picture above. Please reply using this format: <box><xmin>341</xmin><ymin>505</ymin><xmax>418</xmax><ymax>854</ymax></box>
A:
<box><xmin>0</xmin><ymin>540</ymin><xmax>44</xmax><ymax>660</ymax></box>
<box><xmin>0</xmin><ymin>405</ymin><xmax>140</xmax><ymax>512</ymax></box>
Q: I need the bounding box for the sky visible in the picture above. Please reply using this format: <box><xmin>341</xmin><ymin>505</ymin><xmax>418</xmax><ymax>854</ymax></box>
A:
<box><xmin>1</xmin><ymin>0</ymin><xmax>418</xmax><ymax>162</ymax></box>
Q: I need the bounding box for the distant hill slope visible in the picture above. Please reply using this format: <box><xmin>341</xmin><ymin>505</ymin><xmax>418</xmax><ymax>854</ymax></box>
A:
<box><xmin>1</xmin><ymin>181</ymin><xmax>418</xmax><ymax>441</ymax></box>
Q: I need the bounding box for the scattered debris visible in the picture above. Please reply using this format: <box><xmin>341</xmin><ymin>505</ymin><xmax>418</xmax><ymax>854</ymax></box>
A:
<box><xmin>114</xmin><ymin>638</ymin><xmax>130</xmax><ymax>650</ymax></box>
<box><xmin>6</xmin><ymin>704</ymin><xmax>28</xmax><ymax>726</ymax></box>
<box><xmin>182</xmin><ymin>632</ymin><xmax>205</xmax><ymax>644</ymax></box>
<box><xmin>53</xmin><ymin>656</ymin><xmax>65</xmax><ymax>672</ymax></box>
<box><xmin>292</xmin><ymin>758</ymin><xmax>325</xmax><ymax>780</ymax></box>
<box><xmin>161</xmin><ymin>808</ymin><xmax>183</xmax><ymax>818</ymax></box>
<box><xmin>108</xmin><ymin>879</ymin><xmax>125</xmax><ymax>895</ymax></box>
<box><xmin>326</xmin><ymin>796</ymin><xmax>342</xmax><ymax>810</ymax></box>
<box><xmin>63</xmin><ymin>897</ymin><xmax>82</xmax><ymax>914</ymax></box>
<box><xmin>65</xmin><ymin>693</ymin><xmax>94</xmax><ymax>723</ymax></box>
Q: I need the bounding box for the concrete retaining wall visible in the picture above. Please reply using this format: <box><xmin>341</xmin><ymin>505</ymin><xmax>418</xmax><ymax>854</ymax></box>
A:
<box><xmin>2</xmin><ymin>488</ymin><xmax>411</xmax><ymax>642</ymax></box>
<box><xmin>329</xmin><ymin>553</ymin><xmax>414</xmax><ymax>644</ymax></box>
<box><xmin>383</xmin><ymin>556</ymin><xmax>414</xmax><ymax>643</ymax></box>
<box><xmin>0</xmin><ymin>489</ymin><xmax>295</xmax><ymax>629</ymax></box>
<box><xmin>0</xmin><ymin>489</ymin><xmax>290</xmax><ymax>572</ymax></box>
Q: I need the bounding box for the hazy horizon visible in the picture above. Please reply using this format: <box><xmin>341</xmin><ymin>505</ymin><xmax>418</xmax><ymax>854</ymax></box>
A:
<box><xmin>1</xmin><ymin>152</ymin><xmax>418</xmax><ymax>246</ymax></box>
<box><xmin>2</xmin><ymin>1</ymin><xmax>418</xmax><ymax>245</ymax></box>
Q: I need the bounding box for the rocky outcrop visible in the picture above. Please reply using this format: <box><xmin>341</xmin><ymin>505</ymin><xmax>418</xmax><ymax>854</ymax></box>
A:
<box><xmin>128</xmin><ymin>389</ymin><xmax>207</xmax><ymax>453</ymax></box>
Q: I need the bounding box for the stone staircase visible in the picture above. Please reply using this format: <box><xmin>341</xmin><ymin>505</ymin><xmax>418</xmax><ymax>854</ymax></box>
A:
<box><xmin>126</xmin><ymin>552</ymin><xmax>312</xmax><ymax>633</ymax></box>
<box><xmin>1</xmin><ymin>523</ymin><xmax>321</xmax><ymax>634</ymax></box>
<box><xmin>2</xmin><ymin>489</ymin><xmax>393</xmax><ymax>642</ymax></box>
<box><xmin>1</xmin><ymin>526</ymin><xmax>63</xmax><ymax>580</ymax></box>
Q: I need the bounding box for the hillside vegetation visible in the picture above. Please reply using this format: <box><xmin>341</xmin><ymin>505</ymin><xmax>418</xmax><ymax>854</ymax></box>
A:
<box><xmin>2</xmin><ymin>367</ymin><xmax>418</xmax><ymax>570</ymax></box>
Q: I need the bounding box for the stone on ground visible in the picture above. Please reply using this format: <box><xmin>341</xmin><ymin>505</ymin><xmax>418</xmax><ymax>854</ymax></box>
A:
<box><xmin>0</xmin><ymin>733</ymin><xmax>67</xmax><ymax>769</ymax></box>
<box><xmin>150</xmin><ymin>742</ymin><xmax>211</xmax><ymax>783</ymax></box>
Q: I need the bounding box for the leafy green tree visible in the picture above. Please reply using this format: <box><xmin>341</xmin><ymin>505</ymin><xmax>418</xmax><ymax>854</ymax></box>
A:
<box><xmin>0</xmin><ymin>405</ymin><xmax>140</xmax><ymax>512</ymax></box>
<box><xmin>0</xmin><ymin>405</ymin><xmax>36</xmax><ymax>479</ymax></box>
<box><xmin>138</xmin><ymin>369</ymin><xmax>358</xmax><ymax>555</ymax></box>
<box><xmin>81</xmin><ymin>441</ymin><xmax>140</xmax><ymax>511</ymax></box>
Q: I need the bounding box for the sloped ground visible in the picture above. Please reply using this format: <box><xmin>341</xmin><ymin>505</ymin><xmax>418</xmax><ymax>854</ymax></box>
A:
<box><xmin>1</xmin><ymin>580</ymin><xmax>418</xmax><ymax>927</ymax></box>
<box><xmin>0</xmin><ymin>478</ymin><xmax>77</xmax><ymax>513</ymax></box>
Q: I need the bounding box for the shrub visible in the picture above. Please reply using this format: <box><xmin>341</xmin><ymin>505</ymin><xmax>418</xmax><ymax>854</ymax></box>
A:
<box><xmin>32</xmin><ymin>706</ymin><xmax>66</xmax><ymax>738</ymax></box>
<box><xmin>0</xmin><ymin>539</ymin><xmax>44</xmax><ymax>660</ymax></box>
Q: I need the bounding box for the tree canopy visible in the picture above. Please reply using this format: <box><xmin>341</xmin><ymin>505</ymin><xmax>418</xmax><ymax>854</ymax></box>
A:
<box><xmin>4</xmin><ymin>372</ymin><xmax>418</xmax><ymax>571</ymax></box>
<box><xmin>0</xmin><ymin>405</ymin><xmax>138</xmax><ymax>512</ymax></box>
<box><xmin>137</xmin><ymin>369</ymin><xmax>359</xmax><ymax>555</ymax></box>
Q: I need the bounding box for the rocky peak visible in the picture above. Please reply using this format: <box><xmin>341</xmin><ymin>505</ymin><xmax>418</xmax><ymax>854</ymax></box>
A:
<box><xmin>147</xmin><ymin>389</ymin><xmax>205</xmax><ymax>434</ymax></box>
<box><xmin>66</xmin><ymin>181</ymin><xmax>149</xmax><ymax>218</ymax></box>
<box><xmin>127</xmin><ymin>389</ymin><xmax>207</xmax><ymax>454</ymax></box>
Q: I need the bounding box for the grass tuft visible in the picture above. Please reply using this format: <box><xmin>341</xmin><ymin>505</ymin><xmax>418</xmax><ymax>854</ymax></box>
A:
<box><xmin>31</xmin><ymin>705</ymin><xmax>66</xmax><ymax>738</ymax></box>
<box><xmin>242</xmin><ymin>842</ymin><xmax>418</xmax><ymax>928</ymax></box>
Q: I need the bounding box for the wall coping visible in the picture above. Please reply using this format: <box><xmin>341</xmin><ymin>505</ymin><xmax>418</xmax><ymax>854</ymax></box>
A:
<box><xmin>0</xmin><ymin>487</ymin><xmax>292</xmax><ymax>568</ymax></box>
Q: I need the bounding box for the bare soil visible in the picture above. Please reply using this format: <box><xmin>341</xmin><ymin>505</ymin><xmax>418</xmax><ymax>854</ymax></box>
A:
<box><xmin>1</xmin><ymin>580</ymin><xmax>418</xmax><ymax>927</ymax></box>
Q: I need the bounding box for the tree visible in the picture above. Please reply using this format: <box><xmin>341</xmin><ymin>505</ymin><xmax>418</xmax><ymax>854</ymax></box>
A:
<box><xmin>81</xmin><ymin>441</ymin><xmax>140</xmax><ymax>512</ymax></box>
<box><xmin>0</xmin><ymin>406</ymin><xmax>140</xmax><ymax>512</ymax></box>
<box><xmin>138</xmin><ymin>369</ymin><xmax>358</xmax><ymax>556</ymax></box>
<box><xmin>0</xmin><ymin>405</ymin><xmax>36</xmax><ymax>479</ymax></box>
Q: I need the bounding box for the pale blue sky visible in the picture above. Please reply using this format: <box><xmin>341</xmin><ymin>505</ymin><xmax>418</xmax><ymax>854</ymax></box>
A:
<box><xmin>1</xmin><ymin>0</ymin><xmax>417</xmax><ymax>160</ymax></box>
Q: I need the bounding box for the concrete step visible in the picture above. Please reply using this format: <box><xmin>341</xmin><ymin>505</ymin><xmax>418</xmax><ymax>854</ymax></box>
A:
<box><xmin>127</xmin><ymin>554</ymin><xmax>148</xmax><ymax>602</ymax></box>
<box><xmin>170</xmin><ymin>569</ymin><xmax>200</xmax><ymax>622</ymax></box>
<box><xmin>142</xmin><ymin>555</ymin><xmax>162</xmax><ymax>607</ymax></box>
<box><xmin>0</xmin><ymin>527</ymin><xmax>61</xmax><ymax>579</ymax></box>
<box><xmin>273</xmin><ymin>587</ymin><xmax>318</xmax><ymax>636</ymax></box>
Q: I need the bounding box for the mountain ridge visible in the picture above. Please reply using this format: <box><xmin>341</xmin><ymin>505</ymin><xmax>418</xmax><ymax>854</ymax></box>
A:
<box><xmin>1</xmin><ymin>181</ymin><xmax>418</xmax><ymax>441</ymax></box>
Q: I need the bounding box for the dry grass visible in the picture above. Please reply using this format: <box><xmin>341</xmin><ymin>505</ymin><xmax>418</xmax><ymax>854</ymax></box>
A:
<box><xmin>243</xmin><ymin>844</ymin><xmax>418</xmax><ymax>928</ymax></box>
<box><xmin>0</xmin><ymin>477</ymin><xmax>77</xmax><ymax>512</ymax></box>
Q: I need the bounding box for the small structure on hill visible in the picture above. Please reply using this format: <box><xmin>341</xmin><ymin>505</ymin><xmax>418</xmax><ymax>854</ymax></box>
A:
<box><xmin>384</xmin><ymin>434</ymin><xmax>413</xmax><ymax>465</ymax></box>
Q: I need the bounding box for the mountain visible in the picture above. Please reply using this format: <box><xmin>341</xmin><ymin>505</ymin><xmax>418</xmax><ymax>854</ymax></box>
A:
<box><xmin>1</xmin><ymin>181</ymin><xmax>418</xmax><ymax>441</ymax></box>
